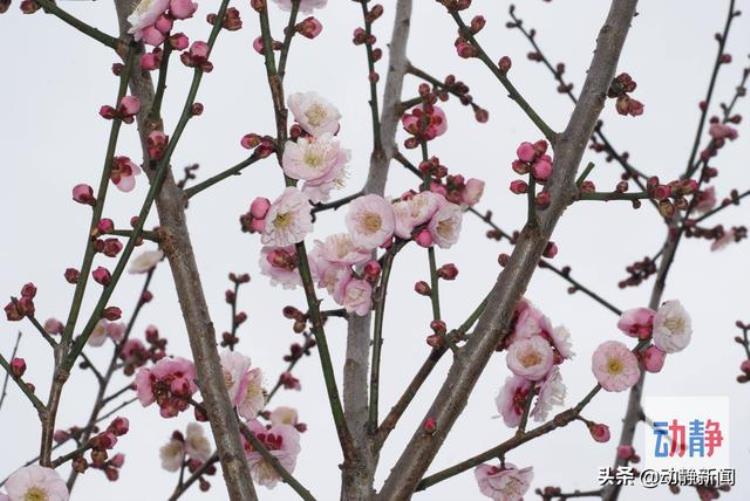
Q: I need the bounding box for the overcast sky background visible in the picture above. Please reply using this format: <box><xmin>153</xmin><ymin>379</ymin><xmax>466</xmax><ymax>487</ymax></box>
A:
<box><xmin>1</xmin><ymin>0</ymin><xmax>749</xmax><ymax>500</ymax></box>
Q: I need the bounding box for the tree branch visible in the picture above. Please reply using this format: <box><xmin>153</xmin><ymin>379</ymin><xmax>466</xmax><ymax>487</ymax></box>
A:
<box><xmin>377</xmin><ymin>2</ymin><xmax>638</xmax><ymax>497</ymax></box>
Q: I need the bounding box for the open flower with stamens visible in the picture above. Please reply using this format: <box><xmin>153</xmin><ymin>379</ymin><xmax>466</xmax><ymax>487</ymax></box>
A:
<box><xmin>261</xmin><ymin>188</ymin><xmax>313</xmax><ymax>247</ymax></box>
<box><xmin>345</xmin><ymin>194</ymin><xmax>395</xmax><ymax>249</ymax></box>
<box><xmin>427</xmin><ymin>199</ymin><xmax>463</xmax><ymax>249</ymax></box>
<box><xmin>4</xmin><ymin>465</ymin><xmax>69</xmax><ymax>501</ymax></box>
<box><xmin>287</xmin><ymin>91</ymin><xmax>340</xmax><ymax>136</ymax></box>
<box><xmin>591</xmin><ymin>340</ymin><xmax>640</xmax><ymax>392</ymax></box>
<box><xmin>474</xmin><ymin>463</ymin><xmax>533</xmax><ymax>500</ymax></box>
<box><xmin>260</xmin><ymin>246</ymin><xmax>302</xmax><ymax>289</ymax></box>
<box><xmin>506</xmin><ymin>336</ymin><xmax>554</xmax><ymax>381</ymax></box>
<box><xmin>652</xmin><ymin>300</ymin><xmax>692</xmax><ymax>353</ymax></box>
<box><xmin>282</xmin><ymin>134</ymin><xmax>349</xmax><ymax>203</ymax></box>
<box><xmin>392</xmin><ymin>191</ymin><xmax>442</xmax><ymax>239</ymax></box>
<box><xmin>243</xmin><ymin>419</ymin><xmax>302</xmax><ymax>488</ymax></box>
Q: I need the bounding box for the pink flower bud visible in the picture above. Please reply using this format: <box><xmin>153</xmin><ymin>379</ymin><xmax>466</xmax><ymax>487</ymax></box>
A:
<box><xmin>640</xmin><ymin>345</ymin><xmax>666</xmax><ymax>373</ymax></box>
<box><xmin>170</xmin><ymin>0</ymin><xmax>197</xmax><ymax>20</ymax></box>
<box><xmin>252</xmin><ymin>36</ymin><xmax>265</xmax><ymax>54</ymax></box>
<box><xmin>97</xmin><ymin>218</ymin><xmax>115</xmax><ymax>234</ymax></box>
<box><xmin>652</xmin><ymin>184</ymin><xmax>672</xmax><ymax>201</ymax></box>
<box><xmin>169</xmin><ymin>33</ymin><xmax>189</xmax><ymax>50</ymax></box>
<box><xmin>108</xmin><ymin>417</ymin><xmax>130</xmax><ymax>436</ymax></box>
<box><xmin>423</xmin><ymin>416</ymin><xmax>437</xmax><ymax>434</ymax></box>
<box><xmin>741</xmin><ymin>360</ymin><xmax>750</xmax><ymax>374</ymax></box>
<box><xmin>498</xmin><ymin>55</ymin><xmax>512</xmax><ymax>73</ymax></box>
<box><xmin>110</xmin><ymin>453</ymin><xmax>126</xmax><ymax>468</ymax></box>
<box><xmin>103</xmin><ymin>306</ymin><xmax>122</xmax><ymax>321</ymax></box>
<box><xmin>119</xmin><ymin>96</ymin><xmax>141</xmax><ymax>117</ymax></box>
<box><xmin>147</xmin><ymin>131</ymin><xmax>168</xmax><ymax>160</ymax></box>
<box><xmin>190</xmin><ymin>41</ymin><xmax>210</xmax><ymax>59</ymax></box>
<box><xmin>72</xmin><ymin>184</ymin><xmax>96</xmax><ymax>205</ymax></box>
<box><xmin>93</xmin><ymin>267</ymin><xmax>112</xmax><ymax>286</ymax></box>
<box><xmin>535</xmin><ymin>191</ymin><xmax>551</xmax><ymax>209</ymax></box>
<box><xmin>297</xmin><ymin>16</ymin><xmax>323</xmax><ymax>39</ymax></box>
<box><xmin>20</xmin><ymin>283</ymin><xmax>36</xmax><ymax>298</ymax></box>
<box><xmin>363</xmin><ymin>260</ymin><xmax>382</xmax><ymax>282</ymax></box>
<box><xmin>509</xmin><ymin>180</ymin><xmax>528</xmax><ymax>194</ymax></box>
<box><xmin>99</xmin><ymin>105</ymin><xmax>117</xmax><ymax>120</ymax></box>
<box><xmin>617</xmin><ymin>445</ymin><xmax>635</xmax><ymax>460</ymax></box>
<box><xmin>532</xmin><ymin>158</ymin><xmax>553</xmax><ymax>181</ymax></box>
<box><xmin>588</xmin><ymin>422</ymin><xmax>611</xmax><ymax>443</ymax></box>
<box><xmin>249</xmin><ymin>218</ymin><xmax>266</xmax><ymax>232</ymax></box>
<box><xmin>437</xmin><ymin>263</ymin><xmax>458</xmax><ymax>280</ymax></box>
<box><xmin>10</xmin><ymin>357</ymin><xmax>26</xmax><ymax>377</ymax></box>
<box><xmin>414</xmin><ymin>281</ymin><xmax>431</xmax><ymax>296</ymax></box>
<box><xmin>414</xmin><ymin>228</ymin><xmax>434</xmax><ymax>248</ymax></box>
<box><xmin>64</xmin><ymin>268</ymin><xmax>80</xmax><ymax>284</ymax></box>
<box><xmin>142</xmin><ymin>25</ymin><xmax>166</xmax><ymax>47</ymax></box>
<box><xmin>140</xmin><ymin>52</ymin><xmax>160</xmax><ymax>71</ymax></box>
<box><xmin>543</xmin><ymin>241</ymin><xmax>558</xmax><ymax>259</ymax></box>
<box><xmin>516</xmin><ymin>142</ymin><xmax>536</xmax><ymax>162</ymax></box>
<box><xmin>53</xmin><ymin>430</ymin><xmax>71</xmax><ymax>444</ymax></box>
<box><xmin>250</xmin><ymin>197</ymin><xmax>271</xmax><ymax>219</ymax></box>
<box><xmin>44</xmin><ymin>318</ymin><xmax>64</xmax><ymax>335</ymax></box>
<box><xmin>154</xmin><ymin>14</ymin><xmax>173</xmax><ymax>34</ymax></box>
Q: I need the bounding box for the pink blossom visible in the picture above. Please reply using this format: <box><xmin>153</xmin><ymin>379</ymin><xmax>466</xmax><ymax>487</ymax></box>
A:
<box><xmin>516</xmin><ymin>142</ymin><xmax>536</xmax><ymax>162</ymax></box>
<box><xmin>617</xmin><ymin>307</ymin><xmax>656</xmax><ymax>339</ymax></box>
<box><xmin>127</xmin><ymin>0</ymin><xmax>170</xmax><ymax>42</ymax></box>
<box><xmin>495</xmin><ymin>376</ymin><xmax>532</xmax><ymax>427</ymax></box>
<box><xmin>549</xmin><ymin>326</ymin><xmax>575</xmax><ymax>361</ymax></box>
<box><xmin>641</xmin><ymin>345</ymin><xmax>666</xmax><ymax>373</ymax></box>
<box><xmin>282</xmin><ymin>134</ymin><xmax>349</xmax><ymax>203</ymax></box>
<box><xmin>4</xmin><ymin>465</ymin><xmax>69</xmax><ymax>501</ymax></box>
<box><xmin>591</xmin><ymin>340</ymin><xmax>640</xmax><ymax>392</ymax></box>
<box><xmin>392</xmin><ymin>191</ymin><xmax>442</xmax><ymax>239</ymax></box>
<box><xmin>308</xmin><ymin>245</ymin><xmax>351</xmax><ymax>295</ymax></box>
<box><xmin>402</xmin><ymin>105</ymin><xmax>448</xmax><ymax>141</ymax></box>
<box><xmin>260</xmin><ymin>246</ymin><xmax>302</xmax><ymax>289</ymax></box>
<box><xmin>118</xmin><ymin>95</ymin><xmax>141</xmax><ymax>117</ymax></box>
<box><xmin>414</xmin><ymin>229</ymin><xmax>434</xmax><ymax>247</ymax></box>
<box><xmin>154</xmin><ymin>13</ymin><xmax>173</xmax><ymax>33</ymax></box>
<box><xmin>111</xmin><ymin>156</ymin><xmax>142</xmax><ymax>192</ymax></box>
<box><xmin>530</xmin><ymin>367</ymin><xmax>566</xmax><ymax>421</ymax></box>
<box><xmin>220</xmin><ymin>350</ymin><xmax>252</xmax><ymax>407</ymax></box>
<box><xmin>72</xmin><ymin>184</ymin><xmax>95</xmax><ymax>205</ymax></box>
<box><xmin>652</xmin><ymin>300</ymin><xmax>692</xmax><ymax>353</ymax></box>
<box><xmin>462</xmin><ymin>178</ymin><xmax>485</xmax><ymax>206</ymax></box>
<box><xmin>506</xmin><ymin>336</ymin><xmax>554</xmax><ymax>381</ymax></box>
<box><xmin>694</xmin><ymin>186</ymin><xmax>717</xmax><ymax>214</ymax></box>
<box><xmin>427</xmin><ymin>199</ymin><xmax>463</xmax><ymax>249</ymax></box>
<box><xmin>339</xmin><ymin>277</ymin><xmax>372</xmax><ymax>316</ymax></box>
<box><xmin>314</xmin><ymin>233</ymin><xmax>370</xmax><ymax>266</ymax></box>
<box><xmin>169</xmin><ymin>0</ymin><xmax>197</xmax><ymax>19</ymax></box>
<box><xmin>346</xmin><ymin>194</ymin><xmax>395</xmax><ymax>249</ymax></box>
<box><xmin>287</xmin><ymin>92</ymin><xmax>341</xmax><ymax>136</ymax></box>
<box><xmin>589</xmin><ymin>422</ymin><xmax>611</xmax><ymax>443</ymax></box>
<box><xmin>262</xmin><ymin>187</ymin><xmax>313</xmax><ymax>247</ymax></box>
<box><xmin>244</xmin><ymin>419</ymin><xmax>302</xmax><ymax>488</ymax></box>
<box><xmin>531</xmin><ymin>156</ymin><xmax>553</xmax><ymax>182</ymax></box>
<box><xmin>238</xmin><ymin>368</ymin><xmax>265</xmax><ymax>420</ymax></box>
<box><xmin>135</xmin><ymin>356</ymin><xmax>197</xmax><ymax>417</ymax></box>
<box><xmin>272</xmin><ymin>0</ymin><xmax>327</xmax><ymax>14</ymax></box>
<box><xmin>708</xmin><ymin>123</ymin><xmax>738</xmax><ymax>141</ymax></box>
<box><xmin>474</xmin><ymin>463</ymin><xmax>533</xmax><ymax>500</ymax></box>
<box><xmin>297</xmin><ymin>16</ymin><xmax>323</xmax><ymax>39</ymax></box>
<box><xmin>88</xmin><ymin>320</ymin><xmax>124</xmax><ymax>347</ymax></box>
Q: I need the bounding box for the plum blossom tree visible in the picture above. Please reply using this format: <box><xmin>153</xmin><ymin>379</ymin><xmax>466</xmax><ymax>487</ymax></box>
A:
<box><xmin>0</xmin><ymin>0</ymin><xmax>748</xmax><ymax>500</ymax></box>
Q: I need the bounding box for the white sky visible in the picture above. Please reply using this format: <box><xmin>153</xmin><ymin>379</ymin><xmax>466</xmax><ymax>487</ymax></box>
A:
<box><xmin>1</xmin><ymin>0</ymin><xmax>749</xmax><ymax>500</ymax></box>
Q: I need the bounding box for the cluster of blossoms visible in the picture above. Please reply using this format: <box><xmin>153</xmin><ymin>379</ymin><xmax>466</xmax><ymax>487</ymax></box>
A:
<box><xmin>160</xmin><ymin>423</ymin><xmax>213</xmax><ymax>473</ymax></box>
<box><xmin>71</xmin><ymin>417</ymin><xmax>130</xmax><ymax>481</ymax></box>
<box><xmin>474</xmin><ymin>463</ymin><xmax>534</xmax><ymax>500</ymax></box>
<box><xmin>127</xmin><ymin>0</ymin><xmax>197</xmax><ymax>46</ymax></box>
<box><xmin>4</xmin><ymin>282</ymin><xmax>37</xmax><ymax>322</ymax></box>
<box><xmin>243</xmin><ymin>408</ymin><xmax>302</xmax><ymax>488</ymax></box>
<box><xmin>509</xmin><ymin>140</ymin><xmax>554</xmax><ymax>208</ymax></box>
<box><xmin>119</xmin><ymin>324</ymin><xmax>168</xmax><ymax>375</ymax></box>
<box><xmin>496</xmin><ymin>300</ymin><xmax>573</xmax><ymax>428</ymax></box>
<box><xmin>592</xmin><ymin>300</ymin><xmax>692</xmax><ymax>392</ymax></box>
<box><xmin>607</xmin><ymin>72</ymin><xmax>644</xmax><ymax>117</ymax></box>
<box><xmin>135</xmin><ymin>356</ymin><xmax>197</xmax><ymax>418</ymax></box>
<box><xmin>0</xmin><ymin>466</ymin><xmax>69</xmax><ymax>501</ymax></box>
